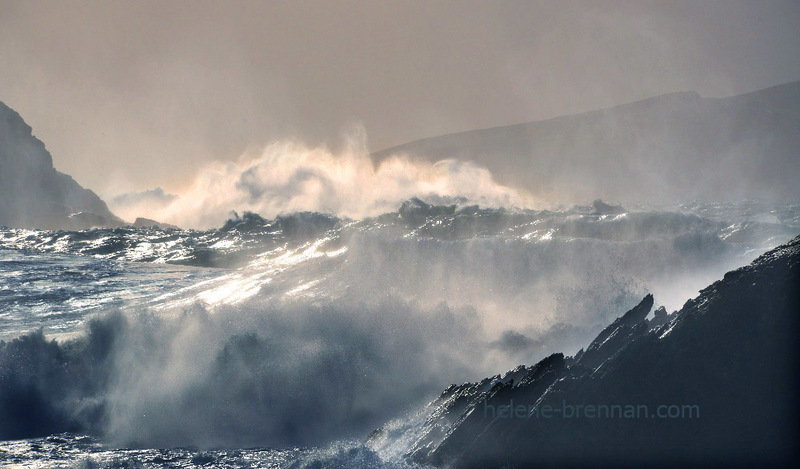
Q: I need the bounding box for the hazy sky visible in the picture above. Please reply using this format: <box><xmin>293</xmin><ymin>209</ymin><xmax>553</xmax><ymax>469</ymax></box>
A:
<box><xmin>1</xmin><ymin>0</ymin><xmax>799</xmax><ymax>197</ymax></box>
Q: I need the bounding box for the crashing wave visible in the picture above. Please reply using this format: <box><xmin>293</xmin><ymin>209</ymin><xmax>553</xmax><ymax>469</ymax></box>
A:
<box><xmin>0</xmin><ymin>199</ymin><xmax>798</xmax><ymax>457</ymax></box>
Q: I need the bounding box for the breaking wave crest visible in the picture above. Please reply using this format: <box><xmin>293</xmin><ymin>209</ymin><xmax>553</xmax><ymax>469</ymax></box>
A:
<box><xmin>109</xmin><ymin>130</ymin><xmax>532</xmax><ymax>229</ymax></box>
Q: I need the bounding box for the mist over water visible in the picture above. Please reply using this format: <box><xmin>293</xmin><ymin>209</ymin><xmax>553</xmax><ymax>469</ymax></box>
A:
<box><xmin>3</xmin><ymin>74</ymin><xmax>800</xmax><ymax>468</ymax></box>
<box><xmin>3</xmin><ymin>121</ymin><xmax>799</xmax><ymax>464</ymax></box>
<box><xmin>3</xmin><ymin>196</ymin><xmax>798</xmax><ymax>455</ymax></box>
<box><xmin>1</xmin><ymin>2</ymin><xmax>798</xmax><ymax>465</ymax></box>
<box><xmin>109</xmin><ymin>129</ymin><xmax>531</xmax><ymax>229</ymax></box>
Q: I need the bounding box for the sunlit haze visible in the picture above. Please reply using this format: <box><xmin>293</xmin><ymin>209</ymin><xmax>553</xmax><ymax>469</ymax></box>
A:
<box><xmin>1</xmin><ymin>0</ymin><xmax>799</xmax><ymax>210</ymax></box>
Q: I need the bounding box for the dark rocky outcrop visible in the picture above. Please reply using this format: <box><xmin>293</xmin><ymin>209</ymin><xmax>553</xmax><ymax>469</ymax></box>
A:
<box><xmin>131</xmin><ymin>217</ymin><xmax>179</xmax><ymax>230</ymax></box>
<box><xmin>648</xmin><ymin>306</ymin><xmax>670</xmax><ymax>330</ymax></box>
<box><xmin>371</xmin><ymin>234</ymin><xmax>800</xmax><ymax>468</ymax></box>
<box><xmin>590</xmin><ymin>199</ymin><xmax>625</xmax><ymax>216</ymax></box>
<box><xmin>0</xmin><ymin>101</ymin><xmax>124</xmax><ymax>230</ymax></box>
<box><xmin>573</xmin><ymin>293</ymin><xmax>653</xmax><ymax>370</ymax></box>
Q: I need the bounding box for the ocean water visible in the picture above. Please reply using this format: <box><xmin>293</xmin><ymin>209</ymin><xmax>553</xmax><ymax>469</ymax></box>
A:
<box><xmin>1</xmin><ymin>200</ymin><xmax>798</xmax><ymax>468</ymax></box>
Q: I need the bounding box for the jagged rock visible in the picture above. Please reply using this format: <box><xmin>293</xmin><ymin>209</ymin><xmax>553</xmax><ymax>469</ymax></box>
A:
<box><xmin>372</xmin><ymin>235</ymin><xmax>800</xmax><ymax>467</ymax></box>
<box><xmin>575</xmin><ymin>294</ymin><xmax>652</xmax><ymax>370</ymax></box>
<box><xmin>590</xmin><ymin>199</ymin><xmax>625</xmax><ymax>215</ymax></box>
<box><xmin>648</xmin><ymin>306</ymin><xmax>669</xmax><ymax>330</ymax></box>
